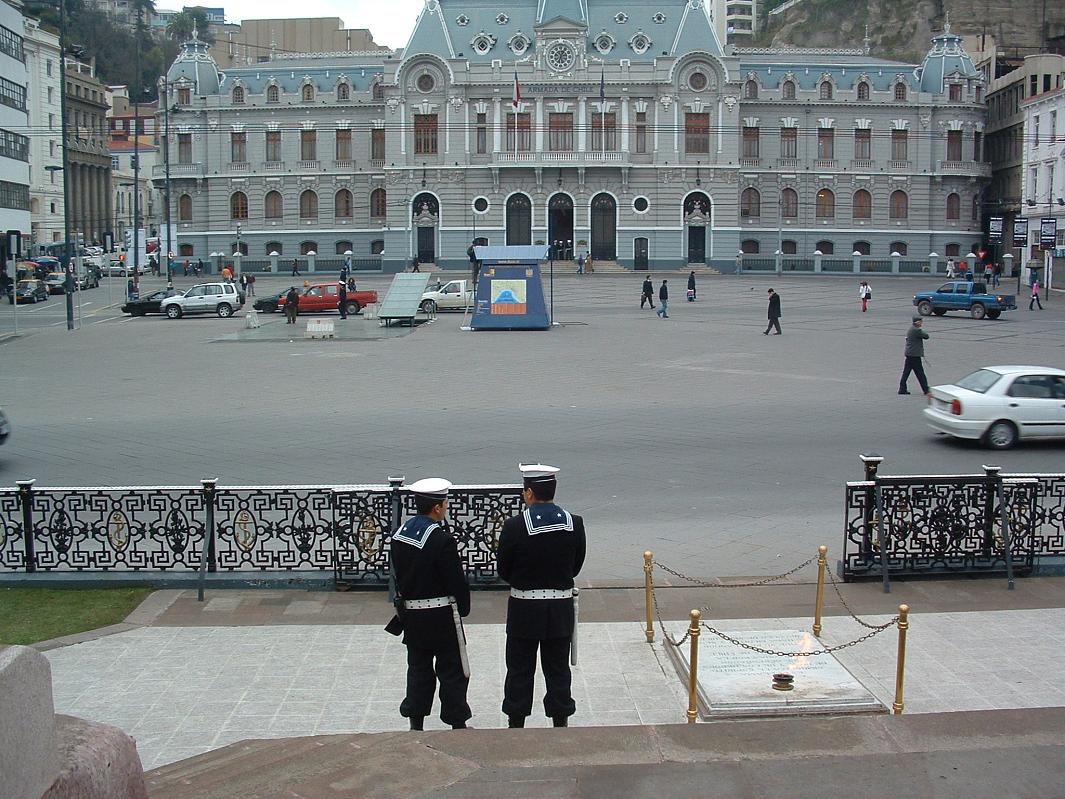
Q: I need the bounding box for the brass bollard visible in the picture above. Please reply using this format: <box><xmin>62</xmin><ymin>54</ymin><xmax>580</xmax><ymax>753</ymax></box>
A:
<box><xmin>686</xmin><ymin>608</ymin><xmax>701</xmax><ymax>724</ymax></box>
<box><xmin>644</xmin><ymin>551</ymin><xmax>655</xmax><ymax>643</ymax></box>
<box><xmin>892</xmin><ymin>604</ymin><xmax>910</xmax><ymax>715</ymax></box>
<box><xmin>813</xmin><ymin>545</ymin><xmax>828</xmax><ymax>637</ymax></box>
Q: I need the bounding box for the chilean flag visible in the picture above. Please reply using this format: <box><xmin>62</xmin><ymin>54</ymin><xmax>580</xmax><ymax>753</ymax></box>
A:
<box><xmin>512</xmin><ymin>69</ymin><xmax>521</xmax><ymax>108</ymax></box>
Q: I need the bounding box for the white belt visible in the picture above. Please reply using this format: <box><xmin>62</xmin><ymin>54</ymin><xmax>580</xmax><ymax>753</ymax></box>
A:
<box><xmin>404</xmin><ymin>596</ymin><xmax>451</xmax><ymax>610</ymax></box>
<box><xmin>510</xmin><ymin>588</ymin><xmax>574</xmax><ymax>600</ymax></box>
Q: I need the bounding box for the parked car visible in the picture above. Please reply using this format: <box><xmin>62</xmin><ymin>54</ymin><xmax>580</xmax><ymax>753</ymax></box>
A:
<box><xmin>0</xmin><ymin>406</ymin><xmax>9</xmax><ymax>445</ymax></box>
<box><xmin>15</xmin><ymin>279</ymin><xmax>49</xmax><ymax>303</ymax></box>
<box><xmin>924</xmin><ymin>366</ymin><xmax>1065</xmax><ymax>449</ymax></box>
<box><xmin>160</xmin><ymin>282</ymin><xmax>244</xmax><ymax>318</ymax></box>
<box><xmin>258</xmin><ymin>283</ymin><xmax>377</xmax><ymax>316</ymax></box>
<box><xmin>913</xmin><ymin>281</ymin><xmax>1016</xmax><ymax>320</ymax></box>
<box><xmin>420</xmin><ymin>278</ymin><xmax>473</xmax><ymax>314</ymax></box>
<box><xmin>43</xmin><ymin>272</ymin><xmax>69</xmax><ymax>295</ymax></box>
<box><xmin>122</xmin><ymin>288</ymin><xmax>180</xmax><ymax>316</ymax></box>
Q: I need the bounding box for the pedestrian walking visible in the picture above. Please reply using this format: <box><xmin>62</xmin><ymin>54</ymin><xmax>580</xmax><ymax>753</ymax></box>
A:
<box><xmin>991</xmin><ymin>262</ymin><xmax>1001</xmax><ymax>288</ymax></box>
<box><xmin>576</xmin><ymin>254</ymin><xmax>585</xmax><ymax>275</ymax></box>
<box><xmin>946</xmin><ymin>257</ymin><xmax>956</xmax><ymax>278</ymax></box>
<box><xmin>411</xmin><ymin>256</ymin><xmax>421</xmax><ymax>273</ymax></box>
<box><xmin>291</xmin><ymin>258</ymin><xmax>300</xmax><ymax>277</ymax></box>
<box><xmin>858</xmin><ymin>280</ymin><xmax>871</xmax><ymax>312</ymax></box>
<box><xmin>1030</xmin><ymin>279</ymin><xmax>1043</xmax><ymax>310</ymax></box>
<box><xmin>338</xmin><ymin>281</ymin><xmax>348</xmax><ymax>319</ymax></box>
<box><xmin>656</xmin><ymin>279</ymin><xmax>669</xmax><ymax>318</ymax></box>
<box><xmin>183</xmin><ymin>260</ymin><xmax>191</xmax><ymax>277</ymax></box>
<box><xmin>763</xmin><ymin>288</ymin><xmax>782</xmax><ymax>334</ymax></box>
<box><xmin>385</xmin><ymin>478</ymin><xmax>471</xmax><ymax>731</ymax></box>
<box><xmin>347</xmin><ymin>276</ymin><xmax>357</xmax><ymax>292</ymax></box>
<box><xmin>499</xmin><ymin>464</ymin><xmax>586</xmax><ymax>729</ymax></box>
<box><xmin>247</xmin><ymin>273</ymin><xmax>256</xmax><ymax>296</ymax></box>
<box><xmin>640</xmin><ymin>276</ymin><xmax>655</xmax><ymax>309</ymax></box>
<box><xmin>196</xmin><ymin>258</ymin><xmax>204</xmax><ymax>276</ymax></box>
<box><xmin>284</xmin><ymin>286</ymin><xmax>300</xmax><ymax>324</ymax></box>
<box><xmin>898</xmin><ymin>315</ymin><xmax>930</xmax><ymax>395</ymax></box>
<box><xmin>687</xmin><ymin>270</ymin><xmax>697</xmax><ymax>301</ymax></box>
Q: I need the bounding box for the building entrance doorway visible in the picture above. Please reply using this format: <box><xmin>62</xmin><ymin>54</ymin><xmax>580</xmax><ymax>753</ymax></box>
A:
<box><xmin>590</xmin><ymin>193</ymin><xmax>616</xmax><ymax>260</ymax></box>
<box><xmin>506</xmin><ymin>194</ymin><xmax>532</xmax><ymax>246</ymax></box>
<box><xmin>412</xmin><ymin>192</ymin><xmax>439</xmax><ymax>264</ymax></box>
<box><xmin>548</xmin><ymin>193</ymin><xmax>574</xmax><ymax>258</ymax></box>
<box><xmin>634</xmin><ymin>237</ymin><xmax>649</xmax><ymax>270</ymax></box>
<box><xmin>683</xmin><ymin>192</ymin><xmax>712</xmax><ymax>264</ymax></box>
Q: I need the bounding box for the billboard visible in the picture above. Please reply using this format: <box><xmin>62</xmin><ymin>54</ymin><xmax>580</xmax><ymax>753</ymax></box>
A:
<box><xmin>988</xmin><ymin>216</ymin><xmax>1003</xmax><ymax>244</ymax></box>
<box><xmin>1013</xmin><ymin>218</ymin><xmax>1029</xmax><ymax>247</ymax></box>
<box><xmin>1040</xmin><ymin>217</ymin><xmax>1057</xmax><ymax>249</ymax></box>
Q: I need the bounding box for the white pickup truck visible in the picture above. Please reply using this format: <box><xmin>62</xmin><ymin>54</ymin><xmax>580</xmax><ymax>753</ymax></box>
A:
<box><xmin>420</xmin><ymin>278</ymin><xmax>474</xmax><ymax>314</ymax></box>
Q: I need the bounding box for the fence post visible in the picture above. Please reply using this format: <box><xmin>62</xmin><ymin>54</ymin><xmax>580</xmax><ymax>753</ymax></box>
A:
<box><xmin>982</xmin><ymin>464</ymin><xmax>1000</xmax><ymax>560</ymax></box>
<box><xmin>16</xmin><ymin>479</ymin><xmax>36</xmax><ymax>573</ymax></box>
<box><xmin>686</xmin><ymin>608</ymin><xmax>701</xmax><ymax>724</ymax></box>
<box><xmin>892</xmin><ymin>604</ymin><xmax>910</xmax><ymax>714</ymax></box>
<box><xmin>859</xmin><ymin>452</ymin><xmax>883</xmax><ymax>560</ymax></box>
<box><xmin>812</xmin><ymin>545</ymin><xmax>827</xmax><ymax>636</ymax></box>
<box><xmin>644</xmin><ymin>551</ymin><xmax>655</xmax><ymax>643</ymax></box>
<box><xmin>198</xmin><ymin>478</ymin><xmax>217</xmax><ymax>602</ymax></box>
<box><xmin>989</xmin><ymin>466</ymin><xmax>1017</xmax><ymax>591</ymax></box>
<box><xmin>387</xmin><ymin>475</ymin><xmax>405</xmax><ymax>533</ymax></box>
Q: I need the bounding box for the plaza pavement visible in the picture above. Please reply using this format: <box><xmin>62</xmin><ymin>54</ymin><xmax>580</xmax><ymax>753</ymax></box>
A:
<box><xmin>2</xmin><ymin>272</ymin><xmax>1063</xmax><ymax>581</ymax></box>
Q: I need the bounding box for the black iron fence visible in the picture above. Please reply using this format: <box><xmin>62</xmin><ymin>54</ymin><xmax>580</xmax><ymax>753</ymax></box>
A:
<box><xmin>842</xmin><ymin>457</ymin><xmax>1065</xmax><ymax>583</ymax></box>
<box><xmin>0</xmin><ymin>479</ymin><xmax>522</xmax><ymax>586</ymax></box>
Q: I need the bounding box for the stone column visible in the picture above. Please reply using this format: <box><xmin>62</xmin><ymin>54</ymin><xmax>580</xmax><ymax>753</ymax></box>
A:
<box><xmin>535</xmin><ymin>98</ymin><xmax>543</xmax><ymax>152</ymax></box>
<box><xmin>493</xmin><ymin>98</ymin><xmax>501</xmax><ymax>153</ymax></box>
<box><xmin>621</xmin><ymin>97</ymin><xmax>629</xmax><ymax>152</ymax></box>
<box><xmin>578</xmin><ymin>97</ymin><xmax>586</xmax><ymax>152</ymax></box>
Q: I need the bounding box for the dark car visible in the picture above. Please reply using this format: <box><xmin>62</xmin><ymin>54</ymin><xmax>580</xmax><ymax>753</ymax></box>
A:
<box><xmin>253</xmin><ymin>291</ymin><xmax>287</xmax><ymax>313</ymax></box>
<box><xmin>122</xmin><ymin>288</ymin><xmax>180</xmax><ymax>316</ymax></box>
<box><xmin>15</xmin><ymin>279</ymin><xmax>49</xmax><ymax>303</ymax></box>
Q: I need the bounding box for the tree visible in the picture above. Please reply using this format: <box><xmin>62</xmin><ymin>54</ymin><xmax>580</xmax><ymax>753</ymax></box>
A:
<box><xmin>165</xmin><ymin>8</ymin><xmax>215</xmax><ymax>45</ymax></box>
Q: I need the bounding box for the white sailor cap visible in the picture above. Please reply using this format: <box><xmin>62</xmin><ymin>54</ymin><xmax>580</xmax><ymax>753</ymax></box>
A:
<box><xmin>519</xmin><ymin>463</ymin><xmax>560</xmax><ymax>483</ymax></box>
<box><xmin>408</xmin><ymin>477</ymin><xmax>453</xmax><ymax>498</ymax></box>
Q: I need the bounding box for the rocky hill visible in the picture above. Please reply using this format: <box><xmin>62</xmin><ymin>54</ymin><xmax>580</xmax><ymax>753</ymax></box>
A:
<box><xmin>754</xmin><ymin>0</ymin><xmax>1065</xmax><ymax>63</ymax></box>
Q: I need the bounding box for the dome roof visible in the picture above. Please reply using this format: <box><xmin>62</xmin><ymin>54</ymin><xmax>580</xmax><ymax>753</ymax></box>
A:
<box><xmin>915</xmin><ymin>22</ymin><xmax>979</xmax><ymax>94</ymax></box>
<box><xmin>166</xmin><ymin>27</ymin><xmax>224</xmax><ymax>96</ymax></box>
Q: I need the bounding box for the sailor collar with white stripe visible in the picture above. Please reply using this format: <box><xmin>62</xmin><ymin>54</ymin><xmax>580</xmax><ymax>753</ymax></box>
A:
<box><xmin>523</xmin><ymin>503</ymin><xmax>574</xmax><ymax>535</ymax></box>
<box><xmin>393</xmin><ymin>516</ymin><xmax>441</xmax><ymax>549</ymax></box>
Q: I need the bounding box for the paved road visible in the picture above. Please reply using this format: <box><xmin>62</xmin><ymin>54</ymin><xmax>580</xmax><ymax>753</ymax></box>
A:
<box><xmin>1</xmin><ymin>272</ymin><xmax>1063</xmax><ymax>579</ymax></box>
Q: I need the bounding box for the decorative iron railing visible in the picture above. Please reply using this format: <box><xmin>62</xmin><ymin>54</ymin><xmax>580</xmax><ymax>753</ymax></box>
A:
<box><xmin>842</xmin><ymin>458</ymin><xmax>1065</xmax><ymax>582</ymax></box>
<box><xmin>0</xmin><ymin>479</ymin><xmax>522</xmax><ymax>586</ymax></box>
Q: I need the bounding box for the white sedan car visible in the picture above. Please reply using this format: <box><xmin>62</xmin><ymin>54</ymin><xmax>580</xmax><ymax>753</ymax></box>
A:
<box><xmin>924</xmin><ymin>366</ymin><xmax>1065</xmax><ymax>449</ymax></box>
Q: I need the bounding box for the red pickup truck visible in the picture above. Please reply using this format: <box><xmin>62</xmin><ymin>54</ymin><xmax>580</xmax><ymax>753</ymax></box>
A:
<box><xmin>254</xmin><ymin>283</ymin><xmax>377</xmax><ymax>315</ymax></box>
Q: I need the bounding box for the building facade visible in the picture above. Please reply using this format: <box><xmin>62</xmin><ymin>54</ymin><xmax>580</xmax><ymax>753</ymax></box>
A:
<box><xmin>110</xmin><ymin>139</ymin><xmax>157</xmax><ymax>243</ymax></box>
<box><xmin>0</xmin><ymin>0</ymin><xmax>30</xmax><ymax>266</ymax></box>
<box><xmin>22</xmin><ymin>14</ymin><xmax>63</xmax><ymax>250</ymax></box>
<box><xmin>65</xmin><ymin>56</ymin><xmax>112</xmax><ymax>246</ymax></box>
<box><xmin>158</xmin><ymin>1</ymin><xmax>988</xmax><ymax>273</ymax></box>
<box><xmin>1021</xmin><ymin>85</ymin><xmax>1065</xmax><ymax>276</ymax></box>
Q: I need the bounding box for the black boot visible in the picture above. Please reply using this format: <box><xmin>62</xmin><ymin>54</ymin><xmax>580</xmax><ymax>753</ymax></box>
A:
<box><xmin>451</xmin><ymin>721</ymin><xmax>467</xmax><ymax>730</ymax></box>
<box><xmin>409</xmin><ymin>716</ymin><xmax>424</xmax><ymax>731</ymax></box>
<box><xmin>552</xmin><ymin>716</ymin><xmax>568</xmax><ymax>728</ymax></box>
<box><xmin>507</xmin><ymin>716</ymin><xmax>525</xmax><ymax>728</ymax></box>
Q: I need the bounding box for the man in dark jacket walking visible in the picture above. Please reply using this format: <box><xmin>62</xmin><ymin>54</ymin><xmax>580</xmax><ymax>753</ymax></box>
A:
<box><xmin>763</xmin><ymin>288</ymin><xmax>781</xmax><ymax>335</ymax></box>
<box><xmin>499</xmin><ymin>464</ymin><xmax>586</xmax><ymax>729</ymax></box>
<box><xmin>291</xmin><ymin>258</ymin><xmax>300</xmax><ymax>277</ymax></box>
<box><xmin>284</xmin><ymin>286</ymin><xmax>300</xmax><ymax>324</ymax></box>
<box><xmin>386</xmin><ymin>478</ymin><xmax>471</xmax><ymax>731</ymax></box>
<box><xmin>656</xmin><ymin>279</ymin><xmax>669</xmax><ymax>318</ymax></box>
<box><xmin>899</xmin><ymin>315</ymin><xmax>930</xmax><ymax>395</ymax></box>
<box><xmin>687</xmin><ymin>270</ymin><xmax>697</xmax><ymax>301</ymax></box>
<box><xmin>640</xmin><ymin>276</ymin><xmax>655</xmax><ymax>308</ymax></box>
<box><xmin>338</xmin><ymin>281</ymin><xmax>348</xmax><ymax>319</ymax></box>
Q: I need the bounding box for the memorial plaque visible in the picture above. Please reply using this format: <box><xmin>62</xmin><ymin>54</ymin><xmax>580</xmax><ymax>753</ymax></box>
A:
<box><xmin>665</xmin><ymin>625</ymin><xmax>885</xmax><ymax>719</ymax></box>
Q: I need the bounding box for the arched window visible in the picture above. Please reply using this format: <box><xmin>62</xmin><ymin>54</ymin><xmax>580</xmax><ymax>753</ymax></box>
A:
<box><xmin>780</xmin><ymin>188</ymin><xmax>798</xmax><ymax>218</ymax></box>
<box><xmin>302</xmin><ymin>83</ymin><xmax>315</xmax><ymax>102</ymax></box>
<box><xmin>945</xmin><ymin>243</ymin><xmax>960</xmax><ymax>257</ymax></box>
<box><xmin>815</xmin><ymin>240</ymin><xmax>834</xmax><ymax>255</ymax></box>
<box><xmin>335</xmin><ymin>189</ymin><xmax>353</xmax><ymax>219</ymax></box>
<box><xmin>370</xmin><ymin>187</ymin><xmax>386</xmax><ymax>219</ymax></box>
<box><xmin>815</xmin><ymin>188</ymin><xmax>835</xmax><ymax>219</ymax></box>
<box><xmin>856</xmin><ymin>81</ymin><xmax>869</xmax><ymax>100</ymax></box>
<box><xmin>744</xmin><ymin>79</ymin><xmax>758</xmax><ymax>99</ymax></box>
<box><xmin>372</xmin><ymin>82</ymin><xmax>384</xmax><ymax>100</ymax></box>
<box><xmin>946</xmin><ymin>192</ymin><xmax>960</xmax><ymax>220</ymax></box>
<box><xmin>971</xmin><ymin>195</ymin><xmax>980</xmax><ymax>221</ymax></box>
<box><xmin>300</xmin><ymin>241</ymin><xmax>317</xmax><ymax>255</ymax></box>
<box><xmin>894</xmin><ymin>83</ymin><xmax>907</xmax><ymax>101</ymax></box>
<box><xmin>335</xmin><ymin>240</ymin><xmax>353</xmax><ymax>255</ymax></box>
<box><xmin>740</xmin><ymin>187</ymin><xmax>760</xmax><ymax>218</ymax></box>
<box><xmin>890</xmin><ymin>242</ymin><xmax>908</xmax><ymax>256</ymax></box>
<box><xmin>370</xmin><ymin>239</ymin><xmax>384</xmax><ymax>255</ymax></box>
<box><xmin>232</xmin><ymin>86</ymin><xmax>245</xmax><ymax>104</ymax></box>
<box><xmin>852</xmin><ymin>189</ymin><xmax>872</xmax><ymax>219</ymax></box>
<box><xmin>299</xmin><ymin>190</ymin><xmax>318</xmax><ymax>220</ymax></box>
<box><xmin>819</xmin><ymin>81</ymin><xmax>833</xmax><ymax>100</ymax></box>
<box><xmin>178</xmin><ymin>193</ymin><xmax>192</xmax><ymax>221</ymax></box>
<box><xmin>265</xmin><ymin>241</ymin><xmax>283</xmax><ymax>255</ymax></box>
<box><xmin>741</xmin><ymin>239</ymin><xmax>760</xmax><ymax>253</ymax></box>
<box><xmin>853</xmin><ymin>241</ymin><xmax>871</xmax><ymax>255</ymax></box>
<box><xmin>264</xmin><ymin>190</ymin><xmax>283</xmax><ymax>219</ymax></box>
<box><xmin>781</xmin><ymin>240</ymin><xmax>797</xmax><ymax>254</ymax></box>
<box><xmin>336</xmin><ymin>82</ymin><xmax>350</xmax><ymax>101</ymax></box>
<box><xmin>890</xmin><ymin>190</ymin><xmax>908</xmax><ymax>219</ymax></box>
<box><xmin>782</xmin><ymin>80</ymin><xmax>795</xmax><ymax>99</ymax></box>
<box><xmin>266</xmin><ymin>85</ymin><xmax>279</xmax><ymax>103</ymax></box>
<box><xmin>230</xmin><ymin>191</ymin><xmax>248</xmax><ymax>220</ymax></box>
<box><xmin>179</xmin><ymin>243</ymin><xmax>194</xmax><ymax>256</ymax></box>
<box><xmin>231</xmin><ymin>241</ymin><xmax>248</xmax><ymax>256</ymax></box>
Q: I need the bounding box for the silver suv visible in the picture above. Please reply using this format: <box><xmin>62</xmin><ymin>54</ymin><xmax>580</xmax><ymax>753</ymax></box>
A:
<box><xmin>161</xmin><ymin>282</ymin><xmax>244</xmax><ymax>318</ymax></box>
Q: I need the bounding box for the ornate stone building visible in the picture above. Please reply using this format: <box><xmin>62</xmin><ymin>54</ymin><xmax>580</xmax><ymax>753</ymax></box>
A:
<box><xmin>158</xmin><ymin>3</ymin><xmax>988</xmax><ymax>273</ymax></box>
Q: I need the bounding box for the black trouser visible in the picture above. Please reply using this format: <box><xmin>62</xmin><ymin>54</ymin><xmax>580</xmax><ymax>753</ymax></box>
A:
<box><xmin>899</xmin><ymin>356</ymin><xmax>929</xmax><ymax>393</ymax></box>
<box><xmin>502</xmin><ymin>635</ymin><xmax>575</xmax><ymax>720</ymax></box>
<box><xmin>640</xmin><ymin>293</ymin><xmax>655</xmax><ymax>308</ymax></box>
<box><xmin>285</xmin><ymin>305</ymin><xmax>298</xmax><ymax>324</ymax></box>
<box><xmin>400</xmin><ymin>644</ymin><xmax>471</xmax><ymax>726</ymax></box>
<box><xmin>764</xmin><ymin>316</ymin><xmax>781</xmax><ymax>334</ymax></box>
<box><xmin>1030</xmin><ymin>295</ymin><xmax>1043</xmax><ymax>309</ymax></box>
<box><xmin>339</xmin><ymin>301</ymin><xmax>347</xmax><ymax>319</ymax></box>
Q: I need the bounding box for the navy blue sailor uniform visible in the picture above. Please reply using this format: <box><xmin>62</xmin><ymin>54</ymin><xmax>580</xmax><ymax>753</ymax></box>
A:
<box><xmin>389</xmin><ymin>514</ymin><xmax>472</xmax><ymax>727</ymax></box>
<box><xmin>498</xmin><ymin>503</ymin><xmax>586</xmax><ymax>723</ymax></box>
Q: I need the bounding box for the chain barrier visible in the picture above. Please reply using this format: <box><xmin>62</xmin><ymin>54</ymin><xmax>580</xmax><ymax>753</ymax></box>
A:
<box><xmin>699</xmin><ymin>618</ymin><xmax>898</xmax><ymax>658</ymax></box>
<box><xmin>823</xmin><ymin>562</ymin><xmax>897</xmax><ymax>630</ymax></box>
<box><xmin>652</xmin><ymin>556</ymin><xmax>816</xmax><ymax>589</ymax></box>
<box><xmin>652</xmin><ymin>580</ymin><xmax>693</xmax><ymax>648</ymax></box>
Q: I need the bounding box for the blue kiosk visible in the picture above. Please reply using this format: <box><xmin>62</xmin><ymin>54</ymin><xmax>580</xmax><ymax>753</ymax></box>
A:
<box><xmin>470</xmin><ymin>245</ymin><xmax>550</xmax><ymax>331</ymax></box>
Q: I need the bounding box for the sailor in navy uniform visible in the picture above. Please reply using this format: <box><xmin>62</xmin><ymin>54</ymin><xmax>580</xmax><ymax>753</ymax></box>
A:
<box><xmin>386</xmin><ymin>478</ymin><xmax>472</xmax><ymax>730</ymax></box>
<box><xmin>498</xmin><ymin>464</ymin><xmax>587</xmax><ymax>728</ymax></box>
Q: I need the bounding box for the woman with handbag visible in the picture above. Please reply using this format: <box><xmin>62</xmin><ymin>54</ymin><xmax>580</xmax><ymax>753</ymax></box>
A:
<box><xmin>858</xmin><ymin>281</ymin><xmax>871</xmax><ymax>312</ymax></box>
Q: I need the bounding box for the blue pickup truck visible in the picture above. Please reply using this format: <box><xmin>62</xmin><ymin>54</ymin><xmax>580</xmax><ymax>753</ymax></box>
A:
<box><xmin>913</xmin><ymin>281</ymin><xmax>1016</xmax><ymax>320</ymax></box>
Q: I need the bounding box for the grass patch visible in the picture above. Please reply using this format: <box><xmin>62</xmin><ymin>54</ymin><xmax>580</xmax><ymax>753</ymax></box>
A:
<box><xmin>0</xmin><ymin>586</ymin><xmax>153</xmax><ymax>646</ymax></box>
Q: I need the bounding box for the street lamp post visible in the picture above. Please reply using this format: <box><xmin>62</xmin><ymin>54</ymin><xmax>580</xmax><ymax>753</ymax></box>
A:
<box><xmin>55</xmin><ymin>0</ymin><xmax>74</xmax><ymax>331</ymax></box>
<box><xmin>234</xmin><ymin>223</ymin><xmax>242</xmax><ymax>277</ymax></box>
